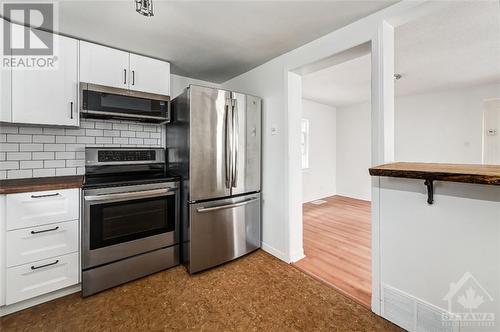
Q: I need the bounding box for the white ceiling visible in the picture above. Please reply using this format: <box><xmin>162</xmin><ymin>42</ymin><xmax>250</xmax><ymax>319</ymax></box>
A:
<box><xmin>47</xmin><ymin>0</ymin><xmax>397</xmax><ymax>83</ymax></box>
<box><xmin>302</xmin><ymin>1</ymin><xmax>500</xmax><ymax>108</ymax></box>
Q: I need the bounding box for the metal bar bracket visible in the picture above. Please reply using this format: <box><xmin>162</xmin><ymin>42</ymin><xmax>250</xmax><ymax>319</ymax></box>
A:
<box><xmin>424</xmin><ymin>179</ymin><xmax>434</xmax><ymax>205</ymax></box>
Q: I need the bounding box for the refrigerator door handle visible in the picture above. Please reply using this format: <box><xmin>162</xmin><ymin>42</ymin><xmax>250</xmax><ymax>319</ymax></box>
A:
<box><xmin>225</xmin><ymin>99</ymin><xmax>232</xmax><ymax>189</ymax></box>
<box><xmin>231</xmin><ymin>99</ymin><xmax>239</xmax><ymax>188</ymax></box>
<box><xmin>196</xmin><ymin>197</ymin><xmax>259</xmax><ymax>213</ymax></box>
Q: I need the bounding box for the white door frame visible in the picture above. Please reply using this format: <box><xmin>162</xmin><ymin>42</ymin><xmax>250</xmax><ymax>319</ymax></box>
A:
<box><xmin>282</xmin><ymin>0</ymin><xmax>447</xmax><ymax>315</ymax></box>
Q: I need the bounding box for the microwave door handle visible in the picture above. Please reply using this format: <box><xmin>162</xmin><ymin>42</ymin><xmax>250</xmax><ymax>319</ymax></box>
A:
<box><xmin>231</xmin><ymin>99</ymin><xmax>239</xmax><ymax>187</ymax></box>
<box><xmin>85</xmin><ymin>188</ymin><xmax>175</xmax><ymax>203</ymax></box>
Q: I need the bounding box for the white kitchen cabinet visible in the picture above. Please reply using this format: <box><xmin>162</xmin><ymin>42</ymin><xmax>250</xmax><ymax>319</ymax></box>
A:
<box><xmin>6</xmin><ymin>252</ymin><xmax>79</xmax><ymax>305</ymax></box>
<box><xmin>0</xmin><ymin>19</ymin><xmax>11</xmax><ymax>123</ymax></box>
<box><xmin>11</xmin><ymin>32</ymin><xmax>79</xmax><ymax>126</ymax></box>
<box><xmin>6</xmin><ymin>188</ymin><xmax>79</xmax><ymax>231</ymax></box>
<box><xmin>80</xmin><ymin>41</ymin><xmax>129</xmax><ymax>89</ymax></box>
<box><xmin>6</xmin><ymin>219</ymin><xmax>78</xmax><ymax>267</ymax></box>
<box><xmin>129</xmin><ymin>53</ymin><xmax>170</xmax><ymax>95</ymax></box>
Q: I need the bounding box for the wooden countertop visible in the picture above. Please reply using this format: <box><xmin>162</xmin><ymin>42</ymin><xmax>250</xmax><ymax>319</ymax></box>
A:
<box><xmin>369</xmin><ymin>162</ymin><xmax>500</xmax><ymax>186</ymax></box>
<box><xmin>0</xmin><ymin>175</ymin><xmax>84</xmax><ymax>194</ymax></box>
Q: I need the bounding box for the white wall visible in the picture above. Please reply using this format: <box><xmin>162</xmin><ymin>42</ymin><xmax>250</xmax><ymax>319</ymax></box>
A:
<box><xmin>301</xmin><ymin>99</ymin><xmax>337</xmax><ymax>203</ymax></box>
<box><xmin>336</xmin><ymin>102</ymin><xmax>372</xmax><ymax>201</ymax></box>
<box><xmin>395</xmin><ymin>83</ymin><xmax>500</xmax><ymax>164</ymax></box>
<box><xmin>378</xmin><ymin>177</ymin><xmax>500</xmax><ymax>331</ymax></box>
<box><xmin>170</xmin><ymin>74</ymin><xmax>220</xmax><ymax>98</ymax></box>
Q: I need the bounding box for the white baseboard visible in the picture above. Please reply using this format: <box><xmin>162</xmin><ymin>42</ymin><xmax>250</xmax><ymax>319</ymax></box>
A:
<box><xmin>261</xmin><ymin>242</ymin><xmax>290</xmax><ymax>263</ymax></box>
<box><xmin>0</xmin><ymin>284</ymin><xmax>81</xmax><ymax>317</ymax></box>
<box><xmin>289</xmin><ymin>248</ymin><xmax>305</xmax><ymax>263</ymax></box>
<box><xmin>336</xmin><ymin>191</ymin><xmax>371</xmax><ymax>202</ymax></box>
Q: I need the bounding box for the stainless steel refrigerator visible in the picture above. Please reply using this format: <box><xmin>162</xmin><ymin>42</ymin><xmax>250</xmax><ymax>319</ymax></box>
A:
<box><xmin>167</xmin><ymin>85</ymin><xmax>261</xmax><ymax>273</ymax></box>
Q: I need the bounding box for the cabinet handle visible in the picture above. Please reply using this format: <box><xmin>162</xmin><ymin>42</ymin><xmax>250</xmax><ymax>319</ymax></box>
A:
<box><xmin>132</xmin><ymin>70</ymin><xmax>135</xmax><ymax>85</ymax></box>
<box><xmin>70</xmin><ymin>101</ymin><xmax>74</xmax><ymax>119</ymax></box>
<box><xmin>124</xmin><ymin>69</ymin><xmax>127</xmax><ymax>84</ymax></box>
<box><xmin>31</xmin><ymin>260</ymin><xmax>59</xmax><ymax>270</ymax></box>
<box><xmin>31</xmin><ymin>193</ymin><xmax>60</xmax><ymax>199</ymax></box>
<box><xmin>31</xmin><ymin>226</ymin><xmax>59</xmax><ymax>235</ymax></box>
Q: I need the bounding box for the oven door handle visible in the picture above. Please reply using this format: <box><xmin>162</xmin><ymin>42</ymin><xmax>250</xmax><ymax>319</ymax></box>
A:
<box><xmin>84</xmin><ymin>188</ymin><xmax>175</xmax><ymax>202</ymax></box>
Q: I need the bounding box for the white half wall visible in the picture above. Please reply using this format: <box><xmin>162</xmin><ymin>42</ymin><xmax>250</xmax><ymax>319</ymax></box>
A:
<box><xmin>336</xmin><ymin>102</ymin><xmax>372</xmax><ymax>201</ymax></box>
<box><xmin>170</xmin><ymin>74</ymin><xmax>220</xmax><ymax>98</ymax></box>
<box><xmin>301</xmin><ymin>99</ymin><xmax>337</xmax><ymax>203</ymax></box>
<box><xmin>395</xmin><ymin>83</ymin><xmax>500</xmax><ymax>164</ymax></box>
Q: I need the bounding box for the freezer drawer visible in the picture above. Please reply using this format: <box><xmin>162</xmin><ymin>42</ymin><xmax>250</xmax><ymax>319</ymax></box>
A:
<box><xmin>189</xmin><ymin>193</ymin><xmax>261</xmax><ymax>273</ymax></box>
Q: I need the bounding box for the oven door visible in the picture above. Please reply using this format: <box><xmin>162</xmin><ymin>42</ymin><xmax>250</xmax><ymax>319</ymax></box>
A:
<box><xmin>83</xmin><ymin>182</ymin><xmax>179</xmax><ymax>269</ymax></box>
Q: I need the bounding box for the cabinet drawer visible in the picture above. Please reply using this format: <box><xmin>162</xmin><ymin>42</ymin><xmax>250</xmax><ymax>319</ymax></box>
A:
<box><xmin>6</xmin><ymin>252</ymin><xmax>79</xmax><ymax>305</ymax></box>
<box><xmin>6</xmin><ymin>188</ymin><xmax>79</xmax><ymax>230</ymax></box>
<box><xmin>6</xmin><ymin>220</ymin><xmax>78</xmax><ymax>267</ymax></box>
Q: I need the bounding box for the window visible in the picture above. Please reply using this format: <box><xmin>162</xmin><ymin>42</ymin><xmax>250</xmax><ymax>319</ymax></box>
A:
<box><xmin>301</xmin><ymin>119</ymin><xmax>309</xmax><ymax>169</ymax></box>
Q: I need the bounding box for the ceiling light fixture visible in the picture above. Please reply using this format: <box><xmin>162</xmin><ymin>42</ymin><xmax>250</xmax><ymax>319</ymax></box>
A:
<box><xmin>135</xmin><ymin>0</ymin><xmax>154</xmax><ymax>17</ymax></box>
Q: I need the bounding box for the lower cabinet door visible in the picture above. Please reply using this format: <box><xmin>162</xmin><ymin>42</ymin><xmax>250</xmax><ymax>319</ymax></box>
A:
<box><xmin>6</xmin><ymin>220</ymin><xmax>78</xmax><ymax>267</ymax></box>
<box><xmin>6</xmin><ymin>252</ymin><xmax>79</xmax><ymax>305</ymax></box>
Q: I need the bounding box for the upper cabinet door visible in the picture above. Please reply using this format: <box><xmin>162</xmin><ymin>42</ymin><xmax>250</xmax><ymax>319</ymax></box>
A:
<box><xmin>129</xmin><ymin>53</ymin><xmax>170</xmax><ymax>96</ymax></box>
<box><xmin>80</xmin><ymin>41</ymin><xmax>129</xmax><ymax>89</ymax></box>
<box><xmin>12</xmin><ymin>32</ymin><xmax>79</xmax><ymax>126</ymax></box>
<box><xmin>0</xmin><ymin>19</ymin><xmax>12</xmax><ymax>122</ymax></box>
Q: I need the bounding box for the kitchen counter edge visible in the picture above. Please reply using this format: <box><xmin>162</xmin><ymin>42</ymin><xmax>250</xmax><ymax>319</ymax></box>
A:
<box><xmin>0</xmin><ymin>175</ymin><xmax>84</xmax><ymax>194</ymax></box>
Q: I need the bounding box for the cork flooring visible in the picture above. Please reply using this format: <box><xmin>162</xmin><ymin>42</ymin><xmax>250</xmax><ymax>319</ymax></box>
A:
<box><xmin>0</xmin><ymin>250</ymin><xmax>401</xmax><ymax>331</ymax></box>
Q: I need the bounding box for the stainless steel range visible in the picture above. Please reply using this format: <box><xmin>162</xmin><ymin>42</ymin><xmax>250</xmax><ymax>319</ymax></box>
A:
<box><xmin>82</xmin><ymin>147</ymin><xmax>179</xmax><ymax>296</ymax></box>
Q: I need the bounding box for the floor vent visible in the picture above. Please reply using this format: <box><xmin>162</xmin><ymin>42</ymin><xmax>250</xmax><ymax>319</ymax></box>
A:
<box><xmin>382</xmin><ymin>284</ymin><xmax>458</xmax><ymax>332</ymax></box>
<box><xmin>310</xmin><ymin>199</ymin><xmax>327</xmax><ymax>205</ymax></box>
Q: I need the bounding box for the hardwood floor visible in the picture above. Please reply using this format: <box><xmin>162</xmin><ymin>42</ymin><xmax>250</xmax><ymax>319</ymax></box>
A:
<box><xmin>293</xmin><ymin>195</ymin><xmax>372</xmax><ymax>308</ymax></box>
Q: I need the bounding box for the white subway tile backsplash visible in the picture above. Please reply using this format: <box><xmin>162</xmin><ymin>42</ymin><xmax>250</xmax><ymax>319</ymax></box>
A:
<box><xmin>121</xmin><ymin>131</ymin><xmax>135</xmax><ymax>138</ymax></box>
<box><xmin>103</xmin><ymin>130</ymin><xmax>120</xmax><ymax>137</ymax></box>
<box><xmin>56</xmin><ymin>168</ymin><xmax>76</xmax><ymax>176</ymax></box>
<box><xmin>77</xmin><ymin>136</ymin><xmax>95</xmax><ymax>144</ymax></box>
<box><xmin>0</xmin><ymin>126</ymin><xmax>18</xmax><ymax>134</ymax></box>
<box><xmin>19</xmin><ymin>144</ymin><xmax>44</xmax><ymax>152</ymax></box>
<box><xmin>44</xmin><ymin>144</ymin><xmax>66</xmax><ymax>152</ymax></box>
<box><xmin>33</xmin><ymin>135</ymin><xmax>55</xmax><ymax>143</ymax></box>
<box><xmin>1</xmin><ymin>143</ymin><xmax>19</xmax><ymax>152</ymax></box>
<box><xmin>0</xmin><ymin>118</ymin><xmax>164</xmax><ymax>179</ymax></box>
<box><xmin>65</xmin><ymin>144</ymin><xmax>85</xmax><ymax>152</ymax></box>
<box><xmin>7</xmin><ymin>152</ymin><xmax>31</xmax><ymax>160</ymax></box>
<box><xmin>44</xmin><ymin>160</ymin><xmax>65</xmax><ymax>168</ymax></box>
<box><xmin>7</xmin><ymin>134</ymin><xmax>31</xmax><ymax>143</ymax></box>
<box><xmin>96</xmin><ymin>137</ymin><xmax>112</xmax><ymax>144</ymax></box>
<box><xmin>65</xmin><ymin>128</ymin><xmax>86</xmax><ymax>136</ymax></box>
<box><xmin>33</xmin><ymin>168</ymin><xmax>56</xmax><ymax>177</ymax></box>
<box><xmin>95</xmin><ymin>122</ymin><xmax>112</xmax><ymax>130</ymax></box>
<box><xmin>80</xmin><ymin>120</ymin><xmax>95</xmax><ymax>129</ymax></box>
<box><xmin>43</xmin><ymin>127</ymin><xmax>65</xmax><ymax>135</ymax></box>
<box><xmin>20</xmin><ymin>160</ymin><xmax>44</xmax><ymax>169</ymax></box>
<box><xmin>7</xmin><ymin>169</ymin><xmax>32</xmax><ymax>179</ymax></box>
<box><xmin>56</xmin><ymin>135</ymin><xmax>77</xmax><ymax>144</ymax></box>
<box><xmin>19</xmin><ymin>127</ymin><xmax>43</xmax><ymax>134</ymax></box>
<box><xmin>55</xmin><ymin>151</ymin><xmax>76</xmax><ymax>160</ymax></box>
<box><xmin>32</xmin><ymin>152</ymin><xmax>54</xmax><ymax>160</ymax></box>
<box><xmin>66</xmin><ymin>159</ymin><xmax>84</xmax><ymax>167</ymax></box>
<box><xmin>113</xmin><ymin>137</ymin><xmax>128</xmax><ymax>144</ymax></box>
<box><xmin>0</xmin><ymin>161</ymin><xmax>19</xmax><ymax>170</ymax></box>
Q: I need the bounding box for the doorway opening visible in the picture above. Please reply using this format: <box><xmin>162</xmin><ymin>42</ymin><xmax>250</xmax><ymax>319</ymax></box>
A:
<box><xmin>293</xmin><ymin>46</ymin><xmax>373</xmax><ymax>308</ymax></box>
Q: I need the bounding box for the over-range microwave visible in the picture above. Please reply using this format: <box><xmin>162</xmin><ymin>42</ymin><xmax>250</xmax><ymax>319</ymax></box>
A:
<box><xmin>80</xmin><ymin>83</ymin><xmax>170</xmax><ymax>124</ymax></box>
